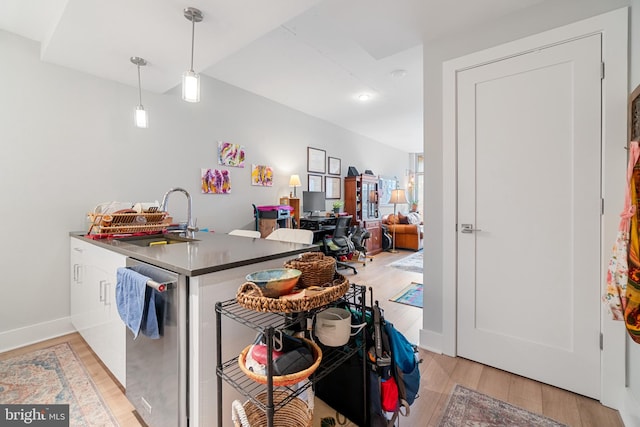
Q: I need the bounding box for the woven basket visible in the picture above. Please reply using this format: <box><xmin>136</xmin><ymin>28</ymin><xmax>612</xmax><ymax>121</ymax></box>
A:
<box><xmin>232</xmin><ymin>391</ymin><xmax>312</xmax><ymax>427</ymax></box>
<box><xmin>236</xmin><ymin>272</ymin><xmax>350</xmax><ymax>313</ymax></box>
<box><xmin>238</xmin><ymin>338</ymin><xmax>322</xmax><ymax>386</ymax></box>
<box><xmin>283</xmin><ymin>252</ymin><xmax>336</xmax><ymax>288</ymax></box>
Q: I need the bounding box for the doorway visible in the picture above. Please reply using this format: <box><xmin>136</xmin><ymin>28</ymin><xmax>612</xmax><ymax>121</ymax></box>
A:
<box><xmin>440</xmin><ymin>8</ymin><xmax>628</xmax><ymax>403</ymax></box>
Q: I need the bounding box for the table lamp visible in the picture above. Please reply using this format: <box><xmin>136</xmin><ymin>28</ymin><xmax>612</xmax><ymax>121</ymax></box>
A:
<box><xmin>289</xmin><ymin>175</ymin><xmax>302</xmax><ymax>197</ymax></box>
<box><xmin>388</xmin><ymin>189</ymin><xmax>408</xmax><ymax>253</ymax></box>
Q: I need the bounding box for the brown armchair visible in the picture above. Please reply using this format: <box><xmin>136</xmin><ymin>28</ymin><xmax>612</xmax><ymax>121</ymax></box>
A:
<box><xmin>382</xmin><ymin>212</ymin><xmax>423</xmax><ymax>251</ymax></box>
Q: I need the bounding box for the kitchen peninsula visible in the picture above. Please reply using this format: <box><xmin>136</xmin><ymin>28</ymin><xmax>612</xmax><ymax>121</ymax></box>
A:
<box><xmin>70</xmin><ymin>231</ymin><xmax>314</xmax><ymax>427</ymax></box>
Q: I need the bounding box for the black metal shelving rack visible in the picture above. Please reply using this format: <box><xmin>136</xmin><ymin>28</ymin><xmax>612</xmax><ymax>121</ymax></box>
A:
<box><xmin>215</xmin><ymin>283</ymin><xmax>368</xmax><ymax>427</ymax></box>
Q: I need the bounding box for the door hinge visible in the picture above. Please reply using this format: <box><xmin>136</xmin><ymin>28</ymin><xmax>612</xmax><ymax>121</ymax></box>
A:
<box><xmin>601</xmin><ymin>198</ymin><xmax>605</xmax><ymax>215</ymax></box>
<box><xmin>600</xmin><ymin>332</ymin><xmax>603</xmax><ymax>350</ymax></box>
<box><xmin>600</xmin><ymin>62</ymin><xmax>605</xmax><ymax>80</ymax></box>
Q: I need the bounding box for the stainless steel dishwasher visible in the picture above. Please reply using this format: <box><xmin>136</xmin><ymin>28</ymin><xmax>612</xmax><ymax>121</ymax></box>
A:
<box><xmin>125</xmin><ymin>258</ymin><xmax>188</xmax><ymax>427</ymax></box>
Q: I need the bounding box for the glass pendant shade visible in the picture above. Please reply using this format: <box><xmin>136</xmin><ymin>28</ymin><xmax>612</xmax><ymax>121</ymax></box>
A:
<box><xmin>182</xmin><ymin>70</ymin><xmax>200</xmax><ymax>103</ymax></box>
<box><xmin>135</xmin><ymin>105</ymin><xmax>148</xmax><ymax>128</ymax></box>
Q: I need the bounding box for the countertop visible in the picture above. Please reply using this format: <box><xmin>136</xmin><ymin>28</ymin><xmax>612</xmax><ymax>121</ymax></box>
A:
<box><xmin>70</xmin><ymin>231</ymin><xmax>316</xmax><ymax>276</ymax></box>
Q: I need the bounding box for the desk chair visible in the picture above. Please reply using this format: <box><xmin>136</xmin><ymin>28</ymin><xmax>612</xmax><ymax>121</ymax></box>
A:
<box><xmin>265</xmin><ymin>228</ymin><xmax>314</xmax><ymax>244</ymax></box>
<box><xmin>350</xmin><ymin>225</ymin><xmax>373</xmax><ymax>263</ymax></box>
<box><xmin>229</xmin><ymin>229</ymin><xmax>261</xmax><ymax>238</ymax></box>
<box><xmin>321</xmin><ymin>215</ymin><xmax>358</xmax><ymax>274</ymax></box>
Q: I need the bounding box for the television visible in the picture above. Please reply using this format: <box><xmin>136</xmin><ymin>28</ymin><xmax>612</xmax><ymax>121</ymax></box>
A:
<box><xmin>302</xmin><ymin>191</ymin><xmax>326</xmax><ymax>217</ymax></box>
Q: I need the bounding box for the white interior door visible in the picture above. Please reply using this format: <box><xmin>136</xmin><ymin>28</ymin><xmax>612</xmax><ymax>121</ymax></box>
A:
<box><xmin>456</xmin><ymin>34</ymin><xmax>602</xmax><ymax>398</ymax></box>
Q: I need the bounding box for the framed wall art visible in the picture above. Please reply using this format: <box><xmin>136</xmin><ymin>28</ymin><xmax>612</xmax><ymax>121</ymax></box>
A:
<box><xmin>251</xmin><ymin>164</ymin><xmax>274</xmax><ymax>186</ymax></box>
<box><xmin>308</xmin><ymin>174</ymin><xmax>323</xmax><ymax>192</ymax></box>
<box><xmin>328</xmin><ymin>156</ymin><xmax>341</xmax><ymax>175</ymax></box>
<box><xmin>201</xmin><ymin>168</ymin><xmax>231</xmax><ymax>194</ymax></box>
<box><xmin>325</xmin><ymin>176</ymin><xmax>341</xmax><ymax>199</ymax></box>
<box><xmin>307</xmin><ymin>147</ymin><xmax>326</xmax><ymax>174</ymax></box>
<box><xmin>217</xmin><ymin>141</ymin><xmax>245</xmax><ymax>167</ymax></box>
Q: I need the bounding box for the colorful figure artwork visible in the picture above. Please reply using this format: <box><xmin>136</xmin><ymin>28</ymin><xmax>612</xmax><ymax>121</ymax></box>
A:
<box><xmin>251</xmin><ymin>164</ymin><xmax>273</xmax><ymax>187</ymax></box>
<box><xmin>218</xmin><ymin>141</ymin><xmax>245</xmax><ymax>167</ymax></box>
<box><xmin>201</xmin><ymin>168</ymin><xmax>231</xmax><ymax>194</ymax></box>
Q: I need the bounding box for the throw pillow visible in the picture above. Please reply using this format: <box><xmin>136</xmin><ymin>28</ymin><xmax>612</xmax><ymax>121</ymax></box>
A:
<box><xmin>386</xmin><ymin>214</ymin><xmax>398</xmax><ymax>224</ymax></box>
<box><xmin>397</xmin><ymin>212</ymin><xmax>410</xmax><ymax>224</ymax></box>
<box><xmin>407</xmin><ymin>212</ymin><xmax>421</xmax><ymax>224</ymax></box>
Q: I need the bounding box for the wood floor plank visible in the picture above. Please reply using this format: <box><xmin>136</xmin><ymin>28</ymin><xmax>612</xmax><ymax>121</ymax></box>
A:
<box><xmin>0</xmin><ymin>248</ymin><xmax>625</xmax><ymax>427</ymax></box>
<box><xmin>576</xmin><ymin>394</ymin><xmax>625</xmax><ymax>427</ymax></box>
<box><xmin>508</xmin><ymin>374</ymin><xmax>543</xmax><ymax>414</ymax></box>
<box><xmin>476</xmin><ymin>364</ymin><xmax>512</xmax><ymax>401</ymax></box>
<box><xmin>541</xmin><ymin>383</ymin><xmax>582</xmax><ymax>426</ymax></box>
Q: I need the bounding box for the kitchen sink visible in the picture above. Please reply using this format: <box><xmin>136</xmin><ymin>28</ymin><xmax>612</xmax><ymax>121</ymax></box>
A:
<box><xmin>118</xmin><ymin>234</ymin><xmax>199</xmax><ymax>247</ymax></box>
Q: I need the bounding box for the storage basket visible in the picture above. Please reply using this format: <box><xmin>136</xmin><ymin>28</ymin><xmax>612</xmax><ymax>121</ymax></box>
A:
<box><xmin>236</xmin><ymin>272</ymin><xmax>350</xmax><ymax>313</ymax></box>
<box><xmin>283</xmin><ymin>252</ymin><xmax>336</xmax><ymax>288</ymax></box>
<box><xmin>232</xmin><ymin>390</ymin><xmax>313</xmax><ymax>427</ymax></box>
<box><xmin>238</xmin><ymin>338</ymin><xmax>322</xmax><ymax>387</ymax></box>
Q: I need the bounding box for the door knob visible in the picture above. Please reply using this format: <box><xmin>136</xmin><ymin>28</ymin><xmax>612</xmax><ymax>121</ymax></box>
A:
<box><xmin>460</xmin><ymin>224</ymin><xmax>482</xmax><ymax>233</ymax></box>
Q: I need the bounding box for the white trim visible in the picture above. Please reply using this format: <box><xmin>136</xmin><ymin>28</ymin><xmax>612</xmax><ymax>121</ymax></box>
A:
<box><xmin>0</xmin><ymin>317</ymin><xmax>75</xmax><ymax>353</ymax></box>
<box><xmin>620</xmin><ymin>388</ymin><xmax>640</xmax><ymax>427</ymax></box>
<box><xmin>419</xmin><ymin>328</ymin><xmax>443</xmax><ymax>354</ymax></box>
<box><xmin>442</xmin><ymin>7</ymin><xmax>628</xmax><ymax>407</ymax></box>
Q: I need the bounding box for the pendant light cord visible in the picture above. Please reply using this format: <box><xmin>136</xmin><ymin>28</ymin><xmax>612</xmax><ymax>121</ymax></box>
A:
<box><xmin>190</xmin><ymin>19</ymin><xmax>196</xmax><ymax>72</ymax></box>
<box><xmin>137</xmin><ymin>64</ymin><xmax>143</xmax><ymax>105</ymax></box>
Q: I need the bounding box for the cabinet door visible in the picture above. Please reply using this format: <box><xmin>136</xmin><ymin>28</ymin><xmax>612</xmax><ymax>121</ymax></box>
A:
<box><xmin>69</xmin><ymin>238</ymin><xmax>127</xmax><ymax>385</ymax></box>
<box><xmin>70</xmin><ymin>240</ymin><xmax>92</xmax><ymax>333</ymax></box>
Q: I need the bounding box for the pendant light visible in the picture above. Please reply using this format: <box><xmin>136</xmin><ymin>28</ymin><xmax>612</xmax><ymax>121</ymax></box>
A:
<box><xmin>130</xmin><ymin>57</ymin><xmax>148</xmax><ymax>128</ymax></box>
<box><xmin>182</xmin><ymin>7</ymin><xmax>203</xmax><ymax>103</ymax></box>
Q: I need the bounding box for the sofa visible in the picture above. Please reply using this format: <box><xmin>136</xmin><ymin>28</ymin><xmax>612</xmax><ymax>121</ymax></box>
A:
<box><xmin>381</xmin><ymin>212</ymin><xmax>423</xmax><ymax>251</ymax></box>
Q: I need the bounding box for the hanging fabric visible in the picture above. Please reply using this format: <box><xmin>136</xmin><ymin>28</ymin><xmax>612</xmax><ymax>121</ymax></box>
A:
<box><xmin>604</xmin><ymin>141</ymin><xmax>640</xmax><ymax>321</ymax></box>
<box><xmin>626</xmin><ymin>141</ymin><xmax>640</xmax><ymax>343</ymax></box>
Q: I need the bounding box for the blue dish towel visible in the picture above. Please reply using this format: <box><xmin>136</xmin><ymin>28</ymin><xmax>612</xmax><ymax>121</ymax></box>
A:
<box><xmin>116</xmin><ymin>267</ymin><xmax>161</xmax><ymax>339</ymax></box>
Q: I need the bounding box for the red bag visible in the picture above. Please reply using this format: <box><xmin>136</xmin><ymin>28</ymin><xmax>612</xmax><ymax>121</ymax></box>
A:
<box><xmin>380</xmin><ymin>375</ymin><xmax>399</xmax><ymax>412</ymax></box>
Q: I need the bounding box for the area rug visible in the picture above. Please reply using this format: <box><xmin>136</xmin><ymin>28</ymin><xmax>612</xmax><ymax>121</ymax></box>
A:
<box><xmin>389</xmin><ymin>282</ymin><xmax>423</xmax><ymax>308</ymax></box>
<box><xmin>438</xmin><ymin>384</ymin><xmax>567</xmax><ymax>427</ymax></box>
<box><xmin>388</xmin><ymin>250</ymin><xmax>423</xmax><ymax>273</ymax></box>
<box><xmin>0</xmin><ymin>343</ymin><xmax>119</xmax><ymax>426</ymax></box>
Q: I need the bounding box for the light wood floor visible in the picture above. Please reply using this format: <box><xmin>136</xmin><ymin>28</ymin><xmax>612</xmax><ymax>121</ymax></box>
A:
<box><xmin>1</xmin><ymin>250</ymin><xmax>624</xmax><ymax>427</ymax></box>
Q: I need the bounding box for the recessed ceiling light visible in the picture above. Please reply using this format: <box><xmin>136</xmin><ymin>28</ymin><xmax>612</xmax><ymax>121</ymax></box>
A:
<box><xmin>390</xmin><ymin>69</ymin><xmax>408</xmax><ymax>79</ymax></box>
<box><xmin>358</xmin><ymin>94</ymin><xmax>371</xmax><ymax>102</ymax></box>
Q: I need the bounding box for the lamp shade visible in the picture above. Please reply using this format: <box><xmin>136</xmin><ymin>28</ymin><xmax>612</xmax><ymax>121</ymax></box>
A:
<box><xmin>135</xmin><ymin>106</ymin><xmax>148</xmax><ymax>128</ymax></box>
<box><xmin>388</xmin><ymin>189</ymin><xmax>408</xmax><ymax>205</ymax></box>
<box><xmin>289</xmin><ymin>175</ymin><xmax>302</xmax><ymax>187</ymax></box>
<box><xmin>182</xmin><ymin>70</ymin><xmax>200</xmax><ymax>103</ymax></box>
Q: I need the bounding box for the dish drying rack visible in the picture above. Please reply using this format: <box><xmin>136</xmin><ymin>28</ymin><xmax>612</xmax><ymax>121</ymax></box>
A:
<box><xmin>87</xmin><ymin>209</ymin><xmax>169</xmax><ymax>237</ymax></box>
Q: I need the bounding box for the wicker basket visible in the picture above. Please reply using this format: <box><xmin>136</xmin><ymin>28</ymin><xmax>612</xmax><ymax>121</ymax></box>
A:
<box><xmin>236</xmin><ymin>272</ymin><xmax>350</xmax><ymax>313</ymax></box>
<box><xmin>232</xmin><ymin>391</ymin><xmax>312</xmax><ymax>427</ymax></box>
<box><xmin>283</xmin><ymin>252</ymin><xmax>336</xmax><ymax>288</ymax></box>
<box><xmin>238</xmin><ymin>338</ymin><xmax>322</xmax><ymax>386</ymax></box>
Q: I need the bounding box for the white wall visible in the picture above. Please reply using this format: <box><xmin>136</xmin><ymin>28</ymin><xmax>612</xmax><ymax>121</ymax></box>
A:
<box><xmin>0</xmin><ymin>30</ymin><xmax>409</xmax><ymax>349</ymax></box>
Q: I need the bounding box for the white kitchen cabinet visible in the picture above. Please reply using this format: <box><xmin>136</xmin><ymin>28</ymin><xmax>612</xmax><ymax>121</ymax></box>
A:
<box><xmin>70</xmin><ymin>237</ymin><xmax>127</xmax><ymax>385</ymax></box>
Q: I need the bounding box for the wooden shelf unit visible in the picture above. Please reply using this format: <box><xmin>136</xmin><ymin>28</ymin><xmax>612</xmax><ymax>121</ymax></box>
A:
<box><xmin>344</xmin><ymin>174</ymin><xmax>382</xmax><ymax>255</ymax></box>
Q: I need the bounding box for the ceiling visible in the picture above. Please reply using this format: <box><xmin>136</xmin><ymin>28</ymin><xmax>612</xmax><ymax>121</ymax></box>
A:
<box><xmin>0</xmin><ymin>0</ymin><xmax>546</xmax><ymax>153</ymax></box>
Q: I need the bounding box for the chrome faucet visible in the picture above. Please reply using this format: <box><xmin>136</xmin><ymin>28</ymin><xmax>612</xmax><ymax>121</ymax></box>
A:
<box><xmin>160</xmin><ymin>187</ymin><xmax>198</xmax><ymax>238</ymax></box>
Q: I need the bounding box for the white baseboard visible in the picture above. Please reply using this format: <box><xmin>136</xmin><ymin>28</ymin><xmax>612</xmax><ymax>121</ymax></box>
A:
<box><xmin>419</xmin><ymin>328</ymin><xmax>443</xmax><ymax>354</ymax></box>
<box><xmin>0</xmin><ymin>317</ymin><xmax>75</xmax><ymax>353</ymax></box>
<box><xmin>619</xmin><ymin>388</ymin><xmax>640</xmax><ymax>427</ymax></box>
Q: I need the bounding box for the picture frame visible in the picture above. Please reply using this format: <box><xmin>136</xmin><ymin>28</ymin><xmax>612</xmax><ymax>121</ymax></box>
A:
<box><xmin>325</xmin><ymin>176</ymin><xmax>341</xmax><ymax>199</ymax></box>
<box><xmin>307</xmin><ymin>147</ymin><xmax>326</xmax><ymax>174</ymax></box>
<box><xmin>328</xmin><ymin>156</ymin><xmax>341</xmax><ymax>175</ymax></box>
<box><xmin>308</xmin><ymin>174</ymin><xmax>323</xmax><ymax>192</ymax></box>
